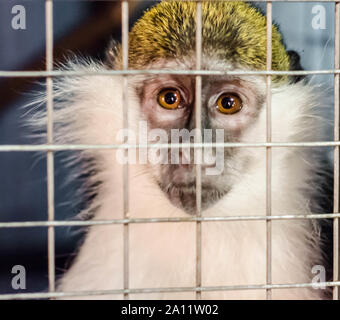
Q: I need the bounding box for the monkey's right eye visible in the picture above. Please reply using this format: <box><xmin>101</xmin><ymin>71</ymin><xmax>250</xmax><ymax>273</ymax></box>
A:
<box><xmin>158</xmin><ymin>89</ymin><xmax>181</xmax><ymax>109</ymax></box>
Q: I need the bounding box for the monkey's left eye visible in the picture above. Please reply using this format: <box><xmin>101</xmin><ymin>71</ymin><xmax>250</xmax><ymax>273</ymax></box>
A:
<box><xmin>216</xmin><ymin>93</ymin><xmax>243</xmax><ymax>114</ymax></box>
<box><xmin>158</xmin><ymin>89</ymin><xmax>181</xmax><ymax>109</ymax></box>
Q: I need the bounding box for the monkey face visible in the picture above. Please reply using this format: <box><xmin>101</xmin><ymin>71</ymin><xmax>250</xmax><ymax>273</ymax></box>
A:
<box><xmin>104</xmin><ymin>1</ymin><xmax>292</xmax><ymax>214</ymax></box>
<box><xmin>133</xmin><ymin>59</ymin><xmax>267</xmax><ymax>214</ymax></box>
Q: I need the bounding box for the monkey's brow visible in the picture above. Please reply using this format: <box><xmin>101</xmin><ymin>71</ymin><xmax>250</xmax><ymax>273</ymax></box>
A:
<box><xmin>203</xmin><ymin>76</ymin><xmax>265</xmax><ymax>93</ymax></box>
<box><xmin>131</xmin><ymin>74</ymin><xmax>194</xmax><ymax>96</ymax></box>
<box><xmin>132</xmin><ymin>74</ymin><xmax>193</xmax><ymax>83</ymax></box>
<box><xmin>130</xmin><ymin>73</ymin><xmax>264</xmax><ymax>97</ymax></box>
<box><xmin>131</xmin><ymin>73</ymin><xmax>246</xmax><ymax>85</ymax></box>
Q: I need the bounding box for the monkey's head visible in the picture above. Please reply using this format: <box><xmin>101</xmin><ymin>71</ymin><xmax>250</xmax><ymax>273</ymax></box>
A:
<box><xmin>107</xmin><ymin>2</ymin><xmax>295</xmax><ymax>214</ymax></box>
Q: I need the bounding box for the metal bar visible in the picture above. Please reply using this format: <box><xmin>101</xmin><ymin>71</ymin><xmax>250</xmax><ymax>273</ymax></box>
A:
<box><xmin>44</xmin><ymin>0</ymin><xmax>340</xmax><ymax>2</ymax></box>
<box><xmin>34</xmin><ymin>0</ymin><xmax>340</xmax><ymax>1</ymax></box>
<box><xmin>0</xmin><ymin>141</ymin><xmax>339</xmax><ymax>152</ymax></box>
<box><xmin>1</xmin><ymin>0</ymin><xmax>338</xmax><ymax>301</ymax></box>
<box><xmin>2</xmin><ymin>69</ymin><xmax>340</xmax><ymax>78</ymax></box>
<box><xmin>45</xmin><ymin>0</ymin><xmax>55</xmax><ymax>295</ymax></box>
<box><xmin>78</xmin><ymin>0</ymin><xmax>340</xmax><ymax>2</ymax></box>
<box><xmin>266</xmin><ymin>1</ymin><xmax>272</xmax><ymax>300</ymax></box>
<box><xmin>195</xmin><ymin>1</ymin><xmax>202</xmax><ymax>300</ymax></box>
<box><xmin>175</xmin><ymin>0</ymin><xmax>340</xmax><ymax>2</ymax></box>
<box><xmin>122</xmin><ymin>0</ymin><xmax>130</xmax><ymax>300</ymax></box>
<box><xmin>1</xmin><ymin>281</ymin><xmax>340</xmax><ymax>301</ymax></box>
<box><xmin>0</xmin><ymin>213</ymin><xmax>339</xmax><ymax>229</ymax></box>
<box><xmin>334</xmin><ymin>1</ymin><xmax>340</xmax><ymax>301</ymax></box>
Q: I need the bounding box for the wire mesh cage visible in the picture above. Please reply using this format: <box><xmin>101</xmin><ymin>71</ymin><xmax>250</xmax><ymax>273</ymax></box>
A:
<box><xmin>0</xmin><ymin>0</ymin><xmax>339</xmax><ymax>300</ymax></box>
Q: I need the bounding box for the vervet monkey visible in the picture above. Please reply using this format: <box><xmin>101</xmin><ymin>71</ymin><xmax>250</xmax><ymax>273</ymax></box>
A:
<box><xmin>31</xmin><ymin>1</ymin><xmax>332</xmax><ymax>299</ymax></box>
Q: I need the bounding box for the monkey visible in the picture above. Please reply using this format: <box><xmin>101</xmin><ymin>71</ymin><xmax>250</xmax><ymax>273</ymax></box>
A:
<box><xmin>29</xmin><ymin>1</ymin><xmax>333</xmax><ymax>299</ymax></box>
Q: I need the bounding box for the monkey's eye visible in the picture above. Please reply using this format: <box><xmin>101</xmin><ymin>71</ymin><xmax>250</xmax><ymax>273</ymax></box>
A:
<box><xmin>158</xmin><ymin>89</ymin><xmax>181</xmax><ymax>109</ymax></box>
<box><xmin>216</xmin><ymin>93</ymin><xmax>243</xmax><ymax>114</ymax></box>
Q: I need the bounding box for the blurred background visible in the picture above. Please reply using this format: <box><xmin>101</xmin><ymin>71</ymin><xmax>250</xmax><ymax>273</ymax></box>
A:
<box><xmin>0</xmin><ymin>0</ymin><xmax>335</xmax><ymax>294</ymax></box>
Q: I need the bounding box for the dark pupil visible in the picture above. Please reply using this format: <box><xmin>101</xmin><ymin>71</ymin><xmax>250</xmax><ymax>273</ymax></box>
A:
<box><xmin>221</xmin><ymin>96</ymin><xmax>235</xmax><ymax>109</ymax></box>
<box><xmin>164</xmin><ymin>92</ymin><xmax>177</xmax><ymax>105</ymax></box>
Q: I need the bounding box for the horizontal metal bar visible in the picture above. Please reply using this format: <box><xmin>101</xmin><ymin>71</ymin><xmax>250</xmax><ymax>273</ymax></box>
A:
<box><xmin>0</xmin><ymin>213</ymin><xmax>339</xmax><ymax>229</ymax></box>
<box><xmin>46</xmin><ymin>0</ymin><xmax>340</xmax><ymax>3</ymax></box>
<box><xmin>200</xmin><ymin>0</ymin><xmax>340</xmax><ymax>1</ymax></box>
<box><xmin>0</xmin><ymin>69</ymin><xmax>339</xmax><ymax>78</ymax></box>
<box><xmin>0</xmin><ymin>141</ymin><xmax>338</xmax><ymax>152</ymax></box>
<box><xmin>49</xmin><ymin>0</ymin><xmax>340</xmax><ymax>3</ymax></box>
<box><xmin>0</xmin><ymin>281</ymin><xmax>339</xmax><ymax>300</ymax></box>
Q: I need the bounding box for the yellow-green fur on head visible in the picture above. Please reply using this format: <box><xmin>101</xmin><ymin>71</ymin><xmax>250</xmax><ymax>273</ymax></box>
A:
<box><xmin>112</xmin><ymin>1</ymin><xmax>290</xmax><ymax>82</ymax></box>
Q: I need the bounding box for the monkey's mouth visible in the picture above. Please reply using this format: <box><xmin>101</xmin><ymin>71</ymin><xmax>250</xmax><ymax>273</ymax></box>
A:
<box><xmin>158</xmin><ymin>163</ymin><xmax>230</xmax><ymax>214</ymax></box>
<box><xmin>160</xmin><ymin>182</ymin><xmax>229</xmax><ymax>214</ymax></box>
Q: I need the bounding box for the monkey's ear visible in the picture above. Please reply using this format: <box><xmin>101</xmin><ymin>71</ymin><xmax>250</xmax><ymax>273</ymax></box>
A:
<box><xmin>287</xmin><ymin>50</ymin><xmax>305</xmax><ymax>83</ymax></box>
<box><xmin>105</xmin><ymin>38</ymin><xmax>121</xmax><ymax>69</ymax></box>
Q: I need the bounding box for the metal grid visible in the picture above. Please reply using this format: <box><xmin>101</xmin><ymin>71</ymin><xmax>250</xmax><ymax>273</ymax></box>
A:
<box><xmin>195</xmin><ymin>1</ymin><xmax>203</xmax><ymax>300</ymax></box>
<box><xmin>0</xmin><ymin>0</ymin><xmax>339</xmax><ymax>300</ymax></box>
<box><xmin>266</xmin><ymin>1</ymin><xmax>273</xmax><ymax>300</ymax></box>
<box><xmin>121</xmin><ymin>0</ymin><xmax>130</xmax><ymax>300</ymax></box>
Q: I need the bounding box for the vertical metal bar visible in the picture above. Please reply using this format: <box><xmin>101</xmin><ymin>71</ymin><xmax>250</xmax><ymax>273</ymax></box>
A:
<box><xmin>122</xmin><ymin>0</ymin><xmax>130</xmax><ymax>300</ymax></box>
<box><xmin>266</xmin><ymin>1</ymin><xmax>273</xmax><ymax>300</ymax></box>
<box><xmin>333</xmin><ymin>1</ymin><xmax>340</xmax><ymax>301</ymax></box>
<box><xmin>195</xmin><ymin>1</ymin><xmax>202</xmax><ymax>300</ymax></box>
<box><xmin>45</xmin><ymin>0</ymin><xmax>55</xmax><ymax>294</ymax></box>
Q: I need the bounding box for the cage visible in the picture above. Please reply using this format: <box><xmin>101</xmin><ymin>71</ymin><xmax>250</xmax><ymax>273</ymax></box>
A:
<box><xmin>0</xmin><ymin>0</ymin><xmax>339</xmax><ymax>300</ymax></box>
